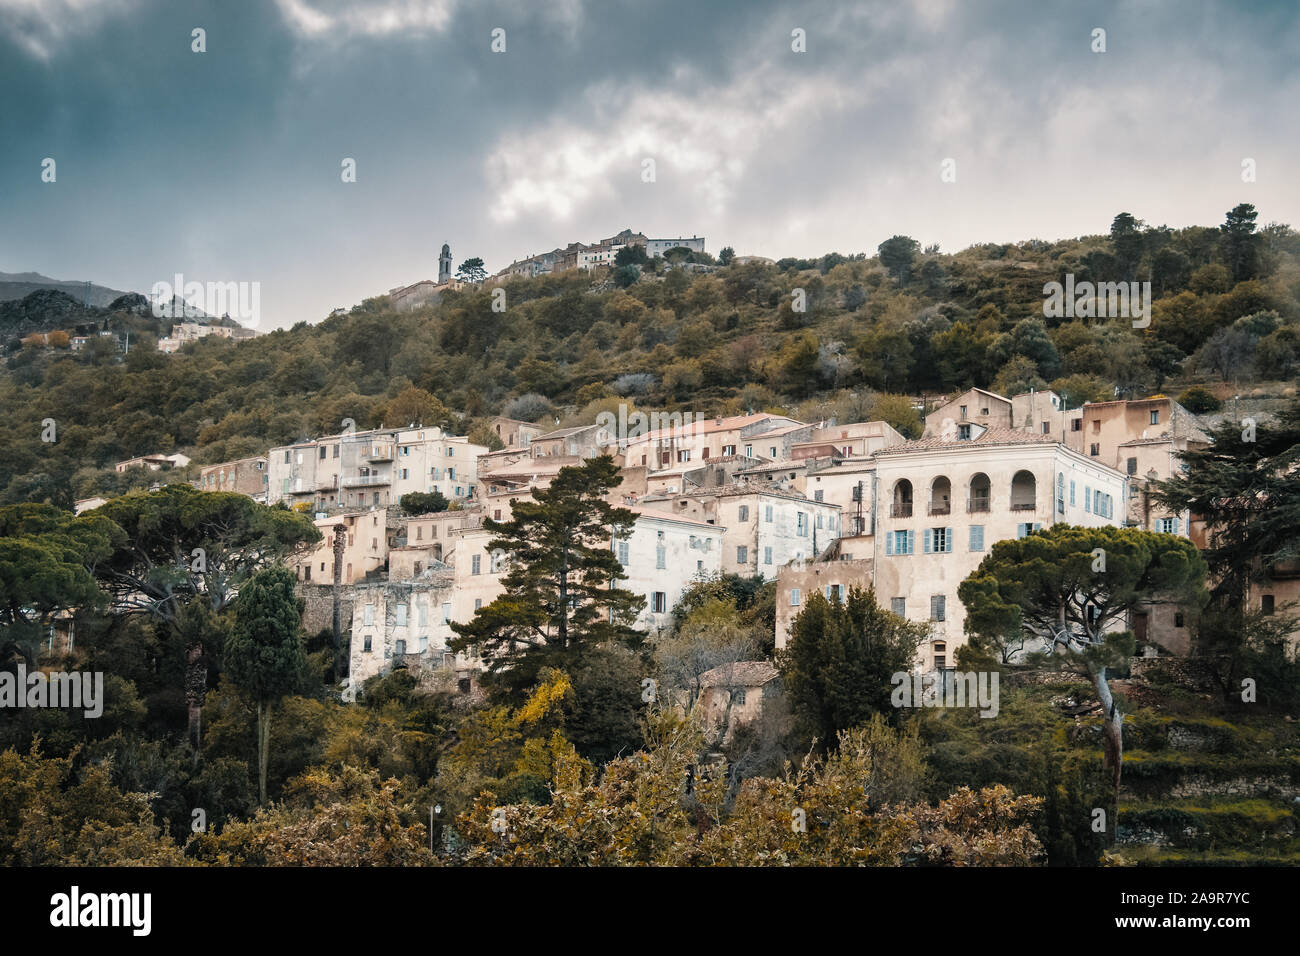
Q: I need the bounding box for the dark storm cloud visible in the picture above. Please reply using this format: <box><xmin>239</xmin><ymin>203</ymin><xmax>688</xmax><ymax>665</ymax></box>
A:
<box><xmin>1</xmin><ymin>0</ymin><xmax>1296</xmax><ymax>327</ymax></box>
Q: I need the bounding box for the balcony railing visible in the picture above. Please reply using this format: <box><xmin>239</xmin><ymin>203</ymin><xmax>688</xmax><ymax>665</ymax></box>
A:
<box><xmin>890</xmin><ymin>503</ymin><xmax>913</xmax><ymax>518</ymax></box>
<box><xmin>928</xmin><ymin>503</ymin><xmax>951</xmax><ymax>516</ymax></box>
<box><xmin>316</xmin><ymin>475</ymin><xmax>338</xmax><ymax>491</ymax></box>
<box><xmin>1010</xmin><ymin>501</ymin><xmax>1036</xmax><ymax>512</ymax></box>
<box><xmin>364</xmin><ymin>445</ymin><xmax>394</xmax><ymax>462</ymax></box>
<box><xmin>340</xmin><ymin>474</ymin><xmax>391</xmax><ymax>488</ymax></box>
<box><xmin>967</xmin><ymin>498</ymin><xmax>990</xmax><ymax>513</ymax></box>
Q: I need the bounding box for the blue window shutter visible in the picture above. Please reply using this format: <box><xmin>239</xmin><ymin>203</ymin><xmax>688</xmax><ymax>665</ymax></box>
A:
<box><xmin>1033</xmin><ymin>522</ymin><xmax>1042</xmax><ymax>532</ymax></box>
<box><xmin>886</xmin><ymin>533</ymin><xmax>893</xmax><ymax>556</ymax></box>
<box><xmin>924</xmin><ymin>529</ymin><xmax>933</xmax><ymax>553</ymax></box>
<box><xmin>907</xmin><ymin>530</ymin><xmax>914</xmax><ymax>554</ymax></box>
<box><xmin>1174</xmin><ymin>517</ymin><xmax>1181</xmax><ymax>534</ymax></box>
<box><xmin>946</xmin><ymin>527</ymin><xmax>953</xmax><ymax>552</ymax></box>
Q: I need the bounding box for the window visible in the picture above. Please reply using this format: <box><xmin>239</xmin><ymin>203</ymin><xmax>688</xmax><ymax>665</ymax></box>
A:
<box><xmin>886</xmin><ymin>530</ymin><xmax>914</xmax><ymax>555</ymax></box>
<box><xmin>959</xmin><ymin>404</ymin><xmax>967</xmax><ymax>418</ymax></box>
<box><xmin>474</xmin><ymin>598</ymin><xmax>482</xmax><ymax>611</ymax></box>
<box><xmin>1056</xmin><ymin>473</ymin><xmax>1065</xmax><ymax>514</ymax></box>
<box><xmin>319</xmin><ymin>446</ymin><xmax>326</xmax><ymax>460</ymax></box>
<box><xmin>1041</xmin><ymin>421</ymin><xmax>1050</xmax><ymax>434</ymax></box>
<box><xmin>1127</xmin><ymin>457</ymin><xmax>1138</xmax><ymax>476</ymax></box>
<box><xmin>737</xmin><ymin>546</ymin><xmax>748</xmax><ymax>564</ymax></box>
<box><xmin>1261</xmin><ymin>594</ymin><xmax>1275</xmax><ymax>615</ymax></box>
<box><xmin>1156</xmin><ymin>517</ymin><xmax>1177</xmax><ymax>534</ymax></box>
<box><xmin>1090</xmin><ymin>443</ymin><xmax>1100</xmax><ymax>457</ymax></box>
<box><xmin>981</xmin><ymin>407</ymin><xmax>989</xmax><ymax>416</ymax></box>
<box><xmin>797</xmin><ymin>512</ymin><xmax>807</xmax><ymax>537</ymax></box>
<box><xmin>734</xmin><ymin>688</ymin><xmax>747</xmax><ymax>706</ymax></box>
<box><xmin>394</xmin><ymin>639</ymin><xmax>406</xmax><ymax>657</ymax></box>
<box><xmin>418</xmin><ymin>605</ymin><xmax>428</xmax><ymax>627</ymax></box>
<box><xmin>957</xmin><ymin>424</ymin><xmax>971</xmax><ymax>440</ymax></box>
<box><xmin>890</xmin><ymin>597</ymin><xmax>906</xmax><ymax>617</ymax></box>
<box><xmin>723</xmin><ymin>444</ymin><xmax>736</xmax><ymax>456</ymax></box>
<box><xmin>395</xmin><ymin>604</ymin><xmax>407</xmax><ymax>626</ymax></box>
<box><xmin>471</xmin><ymin>554</ymin><xmax>481</xmax><ymax>575</ymax></box>
<box><xmin>1071</xmin><ymin>418</ymin><xmax>1082</xmax><ymax>432</ymax></box>
<box><xmin>924</xmin><ymin>527</ymin><xmax>951</xmax><ymax>553</ymax></box>
<box><xmin>764</xmin><ymin>505</ymin><xmax>773</xmax><ymax>522</ymax></box>
<box><xmin>442</xmin><ymin>602</ymin><xmax>452</xmax><ymax>623</ymax></box>
<box><xmin>1085</xmin><ymin>487</ymin><xmax>1092</xmax><ymax>513</ymax></box>
<box><xmin>1017</xmin><ymin>522</ymin><xmax>1042</xmax><ymax>538</ymax></box>
<box><xmin>283</xmin><ymin>450</ymin><xmax>290</xmax><ymax>463</ymax></box>
<box><xmin>364</xmin><ymin>603</ymin><xmax>374</xmax><ymax>625</ymax></box>
<box><xmin>618</xmin><ymin>540</ymin><xmax>630</xmax><ymax>565</ymax></box>
<box><xmin>1150</xmin><ymin>409</ymin><xmax>1159</xmax><ymax>425</ymax></box>
<box><xmin>969</xmin><ymin>525</ymin><xmax>985</xmax><ymax>551</ymax></box>
<box><xmin>825</xmin><ymin>584</ymin><xmax>843</xmax><ymax>602</ymax></box>
<box><xmin>769</xmin><ymin>447</ymin><xmax>777</xmax><ymax>457</ymax></box>
<box><xmin>738</xmin><ymin>505</ymin><xmax>749</xmax><ymax>521</ymax></box>
<box><xmin>930</xmin><ymin>595</ymin><xmax>946</xmax><ymax>621</ymax></box>
<box><xmin>656</xmin><ymin>544</ymin><xmax>666</xmax><ymax>569</ymax></box>
<box><xmin>744</xmin><ymin>445</ymin><xmax>752</xmax><ymax>457</ymax></box>
<box><xmin>652</xmin><ymin>592</ymin><xmax>668</xmax><ymax>613</ymax></box>
<box><xmin>363</xmin><ymin>635</ymin><xmax>372</xmax><ymax>652</ymax></box>
<box><xmin>1174</xmin><ymin>611</ymin><xmax>1185</xmax><ymax>628</ymax></box>
<box><xmin>333</xmin><ymin>444</ymin><xmax>339</xmax><ymax>458</ymax></box>
<box><xmin>764</xmin><ymin>547</ymin><xmax>773</xmax><ymax>565</ymax></box>
<box><xmin>814</xmin><ymin>490</ymin><xmax>824</xmax><ymax>502</ymax></box>
<box><xmin>790</xmin><ymin>588</ymin><xmax>801</xmax><ymax>606</ymax></box>
<box><xmin>1069</xmin><ymin>480</ymin><xmax>1076</xmax><ymax>506</ymax></box>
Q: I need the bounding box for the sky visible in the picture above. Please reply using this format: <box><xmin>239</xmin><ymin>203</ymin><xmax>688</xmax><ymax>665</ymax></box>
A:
<box><xmin>1</xmin><ymin>0</ymin><xmax>1298</xmax><ymax>329</ymax></box>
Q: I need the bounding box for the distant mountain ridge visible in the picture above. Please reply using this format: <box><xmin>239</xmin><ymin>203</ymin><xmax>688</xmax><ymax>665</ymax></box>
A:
<box><xmin>0</xmin><ymin>271</ymin><xmax>131</xmax><ymax>308</ymax></box>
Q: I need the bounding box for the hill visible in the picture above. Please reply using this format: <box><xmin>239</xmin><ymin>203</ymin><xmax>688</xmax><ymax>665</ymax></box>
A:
<box><xmin>0</xmin><ymin>271</ymin><xmax>129</xmax><ymax>308</ymax></box>
<box><xmin>1</xmin><ymin>204</ymin><xmax>1297</xmax><ymax>507</ymax></box>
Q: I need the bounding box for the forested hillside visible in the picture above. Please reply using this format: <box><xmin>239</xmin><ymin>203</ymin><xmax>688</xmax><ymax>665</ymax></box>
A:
<box><xmin>4</xmin><ymin>204</ymin><xmax>1297</xmax><ymax>507</ymax></box>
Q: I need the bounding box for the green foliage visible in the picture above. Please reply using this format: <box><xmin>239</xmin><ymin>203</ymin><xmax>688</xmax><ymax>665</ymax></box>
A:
<box><xmin>449</xmin><ymin>455</ymin><xmax>646</xmax><ymax>702</ymax></box>
<box><xmin>1177</xmin><ymin>385</ymin><xmax>1222</xmax><ymax>413</ymax></box>
<box><xmin>400</xmin><ymin>490</ymin><xmax>449</xmax><ymax>515</ymax></box>
<box><xmin>780</xmin><ymin>586</ymin><xmax>929</xmax><ymax>745</ymax></box>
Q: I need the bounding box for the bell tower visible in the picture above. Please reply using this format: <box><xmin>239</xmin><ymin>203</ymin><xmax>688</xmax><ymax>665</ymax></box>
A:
<box><xmin>438</xmin><ymin>243</ymin><xmax>452</xmax><ymax>284</ymax></box>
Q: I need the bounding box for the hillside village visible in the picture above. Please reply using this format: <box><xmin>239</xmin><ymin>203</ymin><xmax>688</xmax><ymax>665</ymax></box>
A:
<box><xmin>6</xmin><ymin>208</ymin><xmax>1300</xmax><ymax>868</ymax></box>
<box><xmin>90</xmin><ymin>382</ymin><xmax>1294</xmax><ymax>711</ymax></box>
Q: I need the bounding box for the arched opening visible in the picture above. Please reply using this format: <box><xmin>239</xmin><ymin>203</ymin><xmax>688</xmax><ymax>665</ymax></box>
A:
<box><xmin>1010</xmin><ymin>470</ymin><xmax>1037</xmax><ymax>511</ymax></box>
<box><xmin>433</xmin><ymin>543</ymin><xmax>443</xmax><ymax>562</ymax></box>
<box><xmin>929</xmin><ymin>476</ymin><xmax>951</xmax><ymax>515</ymax></box>
<box><xmin>891</xmin><ymin>479</ymin><xmax>913</xmax><ymax>518</ymax></box>
<box><xmin>968</xmin><ymin>473</ymin><xmax>991</xmax><ymax>513</ymax></box>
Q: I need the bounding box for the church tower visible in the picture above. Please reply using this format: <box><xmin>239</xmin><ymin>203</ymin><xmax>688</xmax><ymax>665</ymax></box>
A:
<box><xmin>438</xmin><ymin>243</ymin><xmax>452</xmax><ymax>284</ymax></box>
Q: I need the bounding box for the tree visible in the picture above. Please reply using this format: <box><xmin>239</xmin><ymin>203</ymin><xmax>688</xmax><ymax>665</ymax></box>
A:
<box><xmin>92</xmin><ymin>486</ymin><xmax>319</xmax><ymax>750</ymax></box>
<box><xmin>0</xmin><ymin>504</ymin><xmax>123</xmax><ymax>665</ymax></box>
<box><xmin>780</xmin><ymin>587</ymin><xmax>928</xmax><ymax>746</ymax></box>
<box><xmin>449</xmin><ymin>456</ymin><xmax>646</xmax><ymax>702</ymax></box>
<box><xmin>1220</xmin><ymin>203</ymin><xmax>1261</xmax><ymax>282</ymax></box>
<box><xmin>456</xmin><ymin>258</ymin><xmax>488</xmax><ymax>283</ymax></box>
<box><xmin>717</xmin><ymin>246</ymin><xmax>735</xmax><ymax>266</ymax></box>
<box><xmin>1193</xmin><ymin>325</ymin><xmax>1256</xmax><ymax>382</ymax></box>
<box><xmin>958</xmin><ymin>525</ymin><xmax>1208</xmax><ymax>798</ymax></box>
<box><xmin>1153</xmin><ymin>399</ymin><xmax>1300</xmax><ymax>658</ymax></box>
<box><xmin>400</xmin><ymin>490</ymin><xmax>449</xmax><ymax>515</ymax></box>
<box><xmin>382</xmin><ymin>386</ymin><xmax>453</xmax><ymax>429</ymax></box>
<box><xmin>877</xmin><ymin>236</ymin><xmax>920</xmax><ymax>284</ymax></box>
<box><xmin>1109</xmin><ymin>212</ymin><xmax>1145</xmax><ymax>281</ymax></box>
<box><xmin>224</xmin><ymin>565</ymin><xmax>307</xmax><ymax>805</ymax></box>
<box><xmin>613</xmin><ymin>244</ymin><xmax>649</xmax><ymax>267</ymax></box>
<box><xmin>613</xmin><ymin>264</ymin><xmax>640</xmax><ymax>288</ymax></box>
<box><xmin>1176</xmin><ymin>386</ymin><xmax>1222</xmax><ymax>413</ymax></box>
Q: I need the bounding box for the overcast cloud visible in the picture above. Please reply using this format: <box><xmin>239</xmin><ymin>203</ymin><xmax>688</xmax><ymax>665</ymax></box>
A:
<box><xmin>1</xmin><ymin>0</ymin><xmax>1297</xmax><ymax>327</ymax></box>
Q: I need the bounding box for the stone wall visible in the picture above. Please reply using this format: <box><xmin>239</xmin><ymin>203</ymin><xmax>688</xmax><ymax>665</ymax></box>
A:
<box><xmin>297</xmin><ymin>583</ymin><xmax>355</xmax><ymax>640</ymax></box>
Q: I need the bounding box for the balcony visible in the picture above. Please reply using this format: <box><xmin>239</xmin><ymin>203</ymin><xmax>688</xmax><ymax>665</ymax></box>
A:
<box><xmin>967</xmin><ymin>498</ymin><xmax>990</xmax><ymax>513</ymax></box>
<box><xmin>890</xmin><ymin>503</ymin><xmax>913</xmax><ymax>518</ymax></box>
<box><xmin>1010</xmin><ymin>502</ymin><xmax>1036</xmax><ymax>512</ymax></box>
<box><xmin>927</xmin><ymin>503</ymin><xmax>951</xmax><ymax>516</ymax></box>
<box><xmin>364</xmin><ymin>444</ymin><xmax>394</xmax><ymax>462</ymax></box>
<box><xmin>340</xmin><ymin>473</ymin><xmax>391</xmax><ymax>488</ymax></box>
